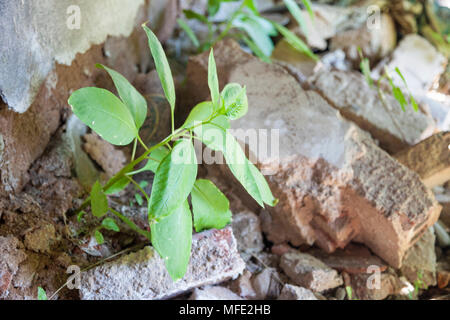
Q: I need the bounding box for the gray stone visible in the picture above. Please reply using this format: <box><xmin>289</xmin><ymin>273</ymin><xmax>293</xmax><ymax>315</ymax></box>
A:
<box><xmin>229</xmin><ymin>270</ymin><xmax>257</xmax><ymax>299</ymax></box>
<box><xmin>372</xmin><ymin>35</ymin><xmax>447</xmax><ymax>95</ymax></box>
<box><xmin>190</xmin><ymin>286</ymin><xmax>243</xmax><ymax>300</ymax></box>
<box><xmin>79</xmin><ymin>227</ymin><xmax>245</xmax><ymax>300</ymax></box>
<box><xmin>231</xmin><ymin>211</ymin><xmax>264</xmax><ymax>260</ymax></box>
<box><xmin>330</xmin><ymin>14</ymin><xmax>397</xmax><ymax>65</ymax></box>
<box><xmin>251</xmin><ymin>268</ymin><xmax>282</xmax><ymax>299</ymax></box>
<box><xmin>185</xmin><ymin>39</ymin><xmax>441</xmax><ymax>269</ymax></box>
<box><xmin>278</xmin><ymin>284</ymin><xmax>318</xmax><ymax>300</ymax></box>
<box><xmin>394</xmin><ymin>132</ymin><xmax>450</xmax><ymax>188</ymax></box>
<box><xmin>310</xmin><ymin>70</ymin><xmax>436</xmax><ymax>153</ymax></box>
<box><xmin>0</xmin><ymin>0</ymin><xmax>145</xmax><ymax>113</ymax></box>
<box><xmin>0</xmin><ymin>236</ymin><xmax>27</xmax><ymax>299</ymax></box>
<box><xmin>280</xmin><ymin>251</ymin><xmax>343</xmax><ymax>292</ymax></box>
<box><xmin>400</xmin><ymin>228</ymin><xmax>437</xmax><ymax>288</ymax></box>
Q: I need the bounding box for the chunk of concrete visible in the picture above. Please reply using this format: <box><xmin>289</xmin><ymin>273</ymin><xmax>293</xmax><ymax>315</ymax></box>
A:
<box><xmin>251</xmin><ymin>268</ymin><xmax>282</xmax><ymax>299</ymax></box>
<box><xmin>0</xmin><ymin>0</ymin><xmax>144</xmax><ymax>113</ymax></box>
<box><xmin>372</xmin><ymin>35</ymin><xmax>447</xmax><ymax>95</ymax></box>
<box><xmin>79</xmin><ymin>227</ymin><xmax>245</xmax><ymax>300</ymax></box>
<box><xmin>310</xmin><ymin>70</ymin><xmax>436</xmax><ymax>153</ymax></box>
<box><xmin>231</xmin><ymin>211</ymin><xmax>264</xmax><ymax>260</ymax></box>
<box><xmin>280</xmin><ymin>251</ymin><xmax>343</xmax><ymax>292</ymax></box>
<box><xmin>330</xmin><ymin>14</ymin><xmax>397</xmax><ymax>66</ymax></box>
<box><xmin>83</xmin><ymin>133</ymin><xmax>127</xmax><ymax>178</ymax></box>
<box><xmin>400</xmin><ymin>228</ymin><xmax>437</xmax><ymax>288</ymax></box>
<box><xmin>395</xmin><ymin>132</ymin><xmax>450</xmax><ymax>188</ymax></box>
<box><xmin>190</xmin><ymin>286</ymin><xmax>243</xmax><ymax>300</ymax></box>
<box><xmin>308</xmin><ymin>244</ymin><xmax>388</xmax><ymax>274</ymax></box>
<box><xmin>0</xmin><ymin>236</ymin><xmax>27</xmax><ymax>299</ymax></box>
<box><xmin>345</xmin><ymin>271</ymin><xmax>399</xmax><ymax>300</ymax></box>
<box><xmin>278</xmin><ymin>284</ymin><xmax>318</xmax><ymax>300</ymax></box>
<box><xmin>185</xmin><ymin>39</ymin><xmax>441</xmax><ymax>268</ymax></box>
<box><xmin>229</xmin><ymin>270</ymin><xmax>257</xmax><ymax>299</ymax></box>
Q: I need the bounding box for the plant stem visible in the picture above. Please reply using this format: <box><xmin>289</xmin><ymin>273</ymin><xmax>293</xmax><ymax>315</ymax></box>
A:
<box><xmin>213</xmin><ymin>1</ymin><xmax>246</xmax><ymax>46</ymax></box>
<box><xmin>110</xmin><ymin>208</ymin><xmax>151</xmax><ymax>240</ymax></box>
<box><xmin>131</xmin><ymin>138</ymin><xmax>137</xmax><ymax>161</ymax></box>
<box><xmin>126</xmin><ymin>175</ymin><xmax>150</xmax><ymax>201</ymax></box>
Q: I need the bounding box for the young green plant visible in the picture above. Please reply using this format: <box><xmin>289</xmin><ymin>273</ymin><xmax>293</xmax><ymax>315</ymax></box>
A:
<box><xmin>358</xmin><ymin>47</ymin><xmax>418</xmax><ymax>112</ymax></box>
<box><xmin>68</xmin><ymin>24</ymin><xmax>277</xmax><ymax>281</ymax></box>
<box><xmin>179</xmin><ymin>0</ymin><xmax>317</xmax><ymax>62</ymax></box>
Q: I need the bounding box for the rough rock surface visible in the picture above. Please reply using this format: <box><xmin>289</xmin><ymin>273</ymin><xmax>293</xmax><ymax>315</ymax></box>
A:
<box><xmin>400</xmin><ymin>228</ymin><xmax>437</xmax><ymax>288</ymax></box>
<box><xmin>251</xmin><ymin>268</ymin><xmax>282</xmax><ymax>299</ymax></box>
<box><xmin>231</xmin><ymin>211</ymin><xmax>264</xmax><ymax>260</ymax></box>
<box><xmin>83</xmin><ymin>133</ymin><xmax>127</xmax><ymax>178</ymax></box>
<box><xmin>330</xmin><ymin>14</ymin><xmax>397</xmax><ymax>66</ymax></box>
<box><xmin>190</xmin><ymin>286</ymin><xmax>243</xmax><ymax>300</ymax></box>
<box><xmin>229</xmin><ymin>270</ymin><xmax>257</xmax><ymax>299</ymax></box>
<box><xmin>0</xmin><ymin>236</ymin><xmax>27</xmax><ymax>299</ymax></box>
<box><xmin>280</xmin><ymin>251</ymin><xmax>343</xmax><ymax>292</ymax></box>
<box><xmin>345</xmin><ymin>271</ymin><xmax>399</xmax><ymax>300</ymax></box>
<box><xmin>395</xmin><ymin>132</ymin><xmax>450</xmax><ymax>188</ymax></box>
<box><xmin>372</xmin><ymin>35</ymin><xmax>447</xmax><ymax>95</ymax></box>
<box><xmin>0</xmin><ymin>0</ymin><xmax>145</xmax><ymax>113</ymax></box>
<box><xmin>308</xmin><ymin>244</ymin><xmax>388</xmax><ymax>274</ymax></box>
<box><xmin>185</xmin><ymin>39</ymin><xmax>441</xmax><ymax>268</ymax></box>
<box><xmin>278</xmin><ymin>284</ymin><xmax>318</xmax><ymax>300</ymax></box>
<box><xmin>0</xmin><ymin>45</ymin><xmax>103</xmax><ymax>195</ymax></box>
<box><xmin>310</xmin><ymin>70</ymin><xmax>436</xmax><ymax>153</ymax></box>
<box><xmin>79</xmin><ymin>227</ymin><xmax>245</xmax><ymax>300</ymax></box>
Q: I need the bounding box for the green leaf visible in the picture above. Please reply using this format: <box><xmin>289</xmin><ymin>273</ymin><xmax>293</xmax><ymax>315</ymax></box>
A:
<box><xmin>233</xmin><ymin>15</ymin><xmax>274</xmax><ymax>57</ymax></box>
<box><xmin>77</xmin><ymin>211</ymin><xmax>86</xmax><ymax>222</ymax></box>
<box><xmin>273</xmin><ymin>22</ymin><xmax>318</xmax><ymax>61</ymax></box>
<box><xmin>208</xmin><ymin>49</ymin><xmax>221</xmax><ymax>109</ymax></box>
<box><xmin>183</xmin><ymin>101</ymin><xmax>214</xmax><ymax>129</ymax></box>
<box><xmin>241</xmin><ymin>35</ymin><xmax>272</xmax><ymax>63</ymax></box>
<box><xmin>395</xmin><ymin>67</ymin><xmax>419</xmax><ymax>112</ymax></box>
<box><xmin>148</xmin><ymin>139</ymin><xmax>198</xmax><ymax>221</ymax></box>
<box><xmin>208</xmin><ymin>0</ymin><xmax>221</xmax><ymax>16</ymax></box>
<box><xmin>359</xmin><ymin>58</ymin><xmax>373</xmax><ymax>87</ymax></box>
<box><xmin>244</xmin><ymin>0</ymin><xmax>259</xmax><ymax>15</ymax></box>
<box><xmin>151</xmin><ymin>201</ymin><xmax>192</xmax><ymax>281</ymax></box>
<box><xmin>91</xmin><ymin>181</ymin><xmax>108</xmax><ymax>218</ymax></box>
<box><xmin>129</xmin><ymin>146</ymin><xmax>171</xmax><ymax>175</ymax></box>
<box><xmin>284</xmin><ymin>0</ymin><xmax>308</xmax><ymax>34</ymax></box>
<box><xmin>68</xmin><ymin>87</ymin><xmax>137</xmax><ymax>146</ymax></box>
<box><xmin>301</xmin><ymin>0</ymin><xmax>314</xmax><ymax>20</ymax></box>
<box><xmin>135</xmin><ymin>193</ymin><xmax>144</xmax><ymax>206</ymax></box>
<box><xmin>101</xmin><ymin>217</ymin><xmax>120</xmax><ymax>232</ymax></box>
<box><xmin>94</xmin><ymin>230</ymin><xmax>104</xmax><ymax>245</ymax></box>
<box><xmin>96</xmin><ymin>64</ymin><xmax>147</xmax><ymax>129</ymax></box>
<box><xmin>221</xmin><ymin>83</ymin><xmax>248</xmax><ymax>120</ymax></box>
<box><xmin>142</xmin><ymin>25</ymin><xmax>176</xmax><ymax>114</ymax></box>
<box><xmin>177</xmin><ymin>19</ymin><xmax>200</xmax><ymax>48</ymax></box>
<box><xmin>194</xmin><ymin>122</ymin><xmax>276</xmax><ymax>208</ymax></box>
<box><xmin>38</xmin><ymin>287</ymin><xmax>47</xmax><ymax>300</ymax></box>
<box><xmin>191</xmin><ymin>179</ymin><xmax>232</xmax><ymax>232</ymax></box>
<box><xmin>183</xmin><ymin>9</ymin><xmax>209</xmax><ymax>24</ymax></box>
<box><xmin>104</xmin><ymin>176</ymin><xmax>130</xmax><ymax>195</ymax></box>
<box><xmin>223</xmin><ymin>132</ymin><xmax>276</xmax><ymax>207</ymax></box>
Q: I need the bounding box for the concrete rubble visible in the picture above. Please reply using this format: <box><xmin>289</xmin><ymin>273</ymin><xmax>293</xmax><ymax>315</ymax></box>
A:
<box><xmin>186</xmin><ymin>39</ymin><xmax>441</xmax><ymax>269</ymax></box>
<box><xmin>372</xmin><ymin>34</ymin><xmax>447</xmax><ymax>95</ymax></box>
<box><xmin>330</xmin><ymin>13</ymin><xmax>397</xmax><ymax>66</ymax></box>
<box><xmin>310</xmin><ymin>70</ymin><xmax>436</xmax><ymax>153</ymax></box>
<box><xmin>190</xmin><ymin>286</ymin><xmax>243</xmax><ymax>300</ymax></box>
<box><xmin>79</xmin><ymin>227</ymin><xmax>245</xmax><ymax>300</ymax></box>
<box><xmin>251</xmin><ymin>268</ymin><xmax>283</xmax><ymax>299</ymax></box>
<box><xmin>0</xmin><ymin>236</ymin><xmax>27</xmax><ymax>299</ymax></box>
<box><xmin>280</xmin><ymin>251</ymin><xmax>343</xmax><ymax>292</ymax></box>
<box><xmin>278</xmin><ymin>284</ymin><xmax>318</xmax><ymax>300</ymax></box>
<box><xmin>395</xmin><ymin>132</ymin><xmax>450</xmax><ymax>188</ymax></box>
<box><xmin>400</xmin><ymin>228</ymin><xmax>437</xmax><ymax>288</ymax></box>
<box><xmin>231</xmin><ymin>211</ymin><xmax>264</xmax><ymax>261</ymax></box>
